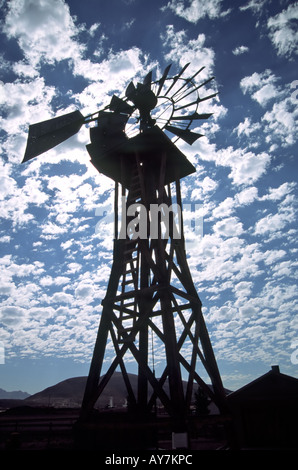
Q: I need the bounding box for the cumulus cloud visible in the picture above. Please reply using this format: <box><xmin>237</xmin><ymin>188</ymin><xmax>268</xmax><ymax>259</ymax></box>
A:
<box><xmin>0</xmin><ymin>176</ymin><xmax>17</xmax><ymax>199</ymax></box>
<box><xmin>232</xmin><ymin>45</ymin><xmax>249</xmax><ymax>55</ymax></box>
<box><xmin>213</xmin><ymin>217</ymin><xmax>244</xmax><ymax>237</ymax></box>
<box><xmin>0</xmin><ymin>306</ymin><xmax>26</xmax><ymax>326</ymax></box>
<box><xmin>162</xmin><ymin>25</ymin><xmax>215</xmax><ymax>78</ymax></box>
<box><xmin>260</xmin><ymin>182</ymin><xmax>296</xmax><ymax>202</ymax></box>
<box><xmin>162</xmin><ymin>0</ymin><xmax>230</xmax><ymax>22</ymax></box>
<box><xmin>217</xmin><ymin>146</ymin><xmax>271</xmax><ymax>185</ymax></box>
<box><xmin>0</xmin><ymin>77</ymin><xmax>56</xmax><ymax>135</ymax></box>
<box><xmin>240</xmin><ymin>69</ymin><xmax>282</xmax><ymax>107</ymax></box>
<box><xmin>193</xmin><ymin>139</ymin><xmax>271</xmax><ymax>186</ymax></box>
<box><xmin>254</xmin><ymin>211</ymin><xmax>291</xmax><ymax>236</ymax></box>
<box><xmin>234</xmin><ymin>117</ymin><xmax>261</xmax><ymax>138</ymax></box>
<box><xmin>212</xmin><ymin>198</ymin><xmax>235</xmax><ymax>219</ymax></box>
<box><xmin>235</xmin><ymin>186</ymin><xmax>258</xmax><ymax>205</ymax></box>
<box><xmin>254</xmin><ymin>189</ymin><xmax>296</xmax><ymax>240</ymax></box>
<box><xmin>51</xmin><ymin>292</ymin><xmax>73</xmax><ymax>304</ymax></box>
<box><xmin>239</xmin><ymin>0</ymin><xmax>267</xmax><ymax>13</ymax></box>
<box><xmin>239</xmin><ymin>70</ymin><xmax>297</xmax><ymax>148</ymax></box>
<box><xmin>267</xmin><ymin>3</ymin><xmax>298</xmax><ymax>58</ymax></box>
<box><xmin>262</xmin><ymin>97</ymin><xmax>298</xmax><ymax>147</ymax></box>
<box><xmin>3</xmin><ymin>0</ymin><xmax>84</xmax><ymax>69</ymax></box>
<box><xmin>75</xmin><ymin>283</ymin><xmax>94</xmax><ymax>299</ymax></box>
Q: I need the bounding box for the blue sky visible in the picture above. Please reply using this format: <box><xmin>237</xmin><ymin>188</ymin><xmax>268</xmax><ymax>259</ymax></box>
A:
<box><xmin>0</xmin><ymin>0</ymin><xmax>297</xmax><ymax>394</ymax></box>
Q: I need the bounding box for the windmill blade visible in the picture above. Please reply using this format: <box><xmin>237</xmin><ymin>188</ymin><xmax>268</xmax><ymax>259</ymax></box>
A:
<box><xmin>165</xmin><ymin>125</ymin><xmax>203</xmax><ymax>144</ymax></box>
<box><xmin>109</xmin><ymin>95</ymin><xmax>134</xmax><ymax>115</ymax></box>
<box><xmin>22</xmin><ymin>110</ymin><xmax>85</xmax><ymax>163</ymax></box>
<box><xmin>198</xmin><ymin>92</ymin><xmax>218</xmax><ymax>102</ymax></box>
<box><xmin>143</xmin><ymin>70</ymin><xmax>153</xmax><ymax>89</ymax></box>
<box><xmin>125</xmin><ymin>81</ymin><xmax>136</xmax><ymax>100</ymax></box>
<box><xmin>170</xmin><ymin>66</ymin><xmax>205</xmax><ymax>101</ymax></box>
<box><xmin>172</xmin><ymin>112</ymin><xmax>213</xmax><ymax>121</ymax></box>
<box><xmin>156</xmin><ymin>64</ymin><xmax>172</xmax><ymax>96</ymax></box>
<box><xmin>164</xmin><ymin>63</ymin><xmax>190</xmax><ymax>97</ymax></box>
<box><xmin>174</xmin><ymin>76</ymin><xmax>214</xmax><ymax>104</ymax></box>
<box><xmin>175</xmin><ymin>92</ymin><xmax>218</xmax><ymax>111</ymax></box>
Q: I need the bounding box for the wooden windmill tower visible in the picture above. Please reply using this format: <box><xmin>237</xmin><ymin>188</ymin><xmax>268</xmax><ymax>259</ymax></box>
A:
<box><xmin>23</xmin><ymin>63</ymin><xmax>227</xmax><ymax>445</ymax></box>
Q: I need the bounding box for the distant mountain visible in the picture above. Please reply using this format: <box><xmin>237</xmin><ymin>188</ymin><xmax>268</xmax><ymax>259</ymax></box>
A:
<box><xmin>24</xmin><ymin>373</ymin><xmax>229</xmax><ymax>412</ymax></box>
<box><xmin>25</xmin><ymin>373</ymin><xmax>137</xmax><ymax>408</ymax></box>
<box><xmin>0</xmin><ymin>388</ymin><xmax>30</xmax><ymax>399</ymax></box>
<box><xmin>26</xmin><ymin>376</ymin><xmax>87</xmax><ymax>407</ymax></box>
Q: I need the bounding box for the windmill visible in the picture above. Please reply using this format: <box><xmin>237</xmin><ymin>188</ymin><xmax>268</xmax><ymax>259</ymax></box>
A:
<box><xmin>23</xmin><ymin>63</ymin><xmax>227</xmax><ymax>447</ymax></box>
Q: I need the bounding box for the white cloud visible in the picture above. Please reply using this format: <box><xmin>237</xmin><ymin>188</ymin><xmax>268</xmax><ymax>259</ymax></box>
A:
<box><xmin>0</xmin><ymin>256</ymin><xmax>44</xmax><ymax>280</ymax></box>
<box><xmin>41</xmin><ymin>221</ymin><xmax>68</xmax><ymax>237</ymax></box>
<box><xmin>0</xmin><ymin>176</ymin><xmax>17</xmax><ymax>199</ymax></box>
<box><xmin>89</xmin><ymin>23</ymin><xmax>100</xmax><ymax>37</ymax></box>
<box><xmin>262</xmin><ymin>97</ymin><xmax>298</xmax><ymax>147</ymax></box>
<box><xmin>267</xmin><ymin>3</ymin><xmax>298</xmax><ymax>58</ymax></box>
<box><xmin>216</xmin><ymin>146</ymin><xmax>271</xmax><ymax>186</ymax></box>
<box><xmin>254</xmin><ymin>213</ymin><xmax>285</xmax><ymax>236</ymax></box>
<box><xmin>212</xmin><ymin>197</ymin><xmax>235</xmax><ymax>219</ymax></box>
<box><xmin>253</xmin><ymin>83</ymin><xmax>281</xmax><ymax>107</ymax></box>
<box><xmin>0</xmin><ymin>236</ymin><xmax>11</xmax><ymax>244</ymax></box>
<box><xmin>0</xmin><ymin>306</ymin><xmax>26</xmax><ymax>326</ymax></box>
<box><xmin>12</xmin><ymin>61</ymin><xmax>39</xmax><ymax>78</ymax></box>
<box><xmin>162</xmin><ymin>26</ymin><xmax>215</xmax><ymax>78</ymax></box>
<box><xmin>192</xmin><ymin>138</ymin><xmax>271</xmax><ymax>186</ymax></box>
<box><xmin>3</xmin><ymin>0</ymin><xmax>84</xmax><ymax>69</ymax></box>
<box><xmin>0</xmin><ymin>77</ymin><xmax>56</xmax><ymax>134</ymax></box>
<box><xmin>201</xmin><ymin>176</ymin><xmax>218</xmax><ymax>193</ymax></box>
<box><xmin>239</xmin><ymin>71</ymin><xmax>297</xmax><ymax>147</ymax></box>
<box><xmin>240</xmin><ymin>70</ymin><xmax>282</xmax><ymax>107</ymax></box>
<box><xmin>234</xmin><ymin>117</ymin><xmax>261</xmax><ymax>138</ymax></box>
<box><xmin>239</xmin><ymin>0</ymin><xmax>267</xmax><ymax>13</ymax></box>
<box><xmin>262</xmin><ymin>249</ymin><xmax>286</xmax><ymax>266</ymax></box>
<box><xmin>254</xmin><ymin>202</ymin><xmax>295</xmax><ymax>236</ymax></box>
<box><xmin>189</xmin><ymin>233</ymin><xmax>247</xmax><ymax>283</ymax></box>
<box><xmin>232</xmin><ymin>45</ymin><xmax>249</xmax><ymax>55</ymax></box>
<box><xmin>73</xmin><ymin>47</ymin><xmax>151</xmax><ymax>86</ymax></box>
<box><xmin>51</xmin><ymin>292</ymin><xmax>73</xmax><ymax>304</ymax></box>
<box><xmin>260</xmin><ymin>182</ymin><xmax>296</xmax><ymax>202</ymax></box>
<box><xmin>213</xmin><ymin>216</ymin><xmax>244</xmax><ymax>237</ymax></box>
<box><xmin>2</xmin><ymin>0</ymin><xmax>155</xmax><ymax>125</ymax></box>
<box><xmin>75</xmin><ymin>283</ymin><xmax>94</xmax><ymax>300</ymax></box>
<box><xmin>163</xmin><ymin>0</ymin><xmax>230</xmax><ymax>22</ymax></box>
<box><xmin>235</xmin><ymin>186</ymin><xmax>258</xmax><ymax>205</ymax></box>
<box><xmin>39</xmin><ymin>275</ymin><xmax>70</xmax><ymax>287</ymax></box>
<box><xmin>66</xmin><ymin>262</ymin><xmax>82</xmax><ymax>274</ymax></box>
<box><xmin>234</xmin><ymin>281</ymin><xmax>253</xmax><ymax>298</ymax></box>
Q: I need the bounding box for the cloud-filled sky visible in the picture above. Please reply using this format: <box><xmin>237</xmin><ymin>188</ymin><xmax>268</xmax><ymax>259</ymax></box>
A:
<box><xmin>0</xmin><ymin>0</ymin><xmax>297</xmax><ymax>394</ymax></box>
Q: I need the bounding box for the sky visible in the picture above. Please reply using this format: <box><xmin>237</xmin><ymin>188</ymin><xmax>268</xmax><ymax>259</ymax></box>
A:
<box><xmin>0</xmin><ymin>0</ymin><xmax>297</xmax><ymax>395</ymax></box>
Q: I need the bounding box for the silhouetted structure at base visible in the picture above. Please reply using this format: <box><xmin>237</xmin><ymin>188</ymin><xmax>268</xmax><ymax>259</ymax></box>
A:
<box><xmin>227</xmin><ymin>365</ymin><xmax>298</xmax><ymax>449</ymax></box>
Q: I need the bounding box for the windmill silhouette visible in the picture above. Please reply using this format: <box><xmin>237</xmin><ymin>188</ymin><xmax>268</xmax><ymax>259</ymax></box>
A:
<box><xmin>23</xmin><ymin>63</ymin><xmax>227</xmax><ymax>445</ymax></box>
